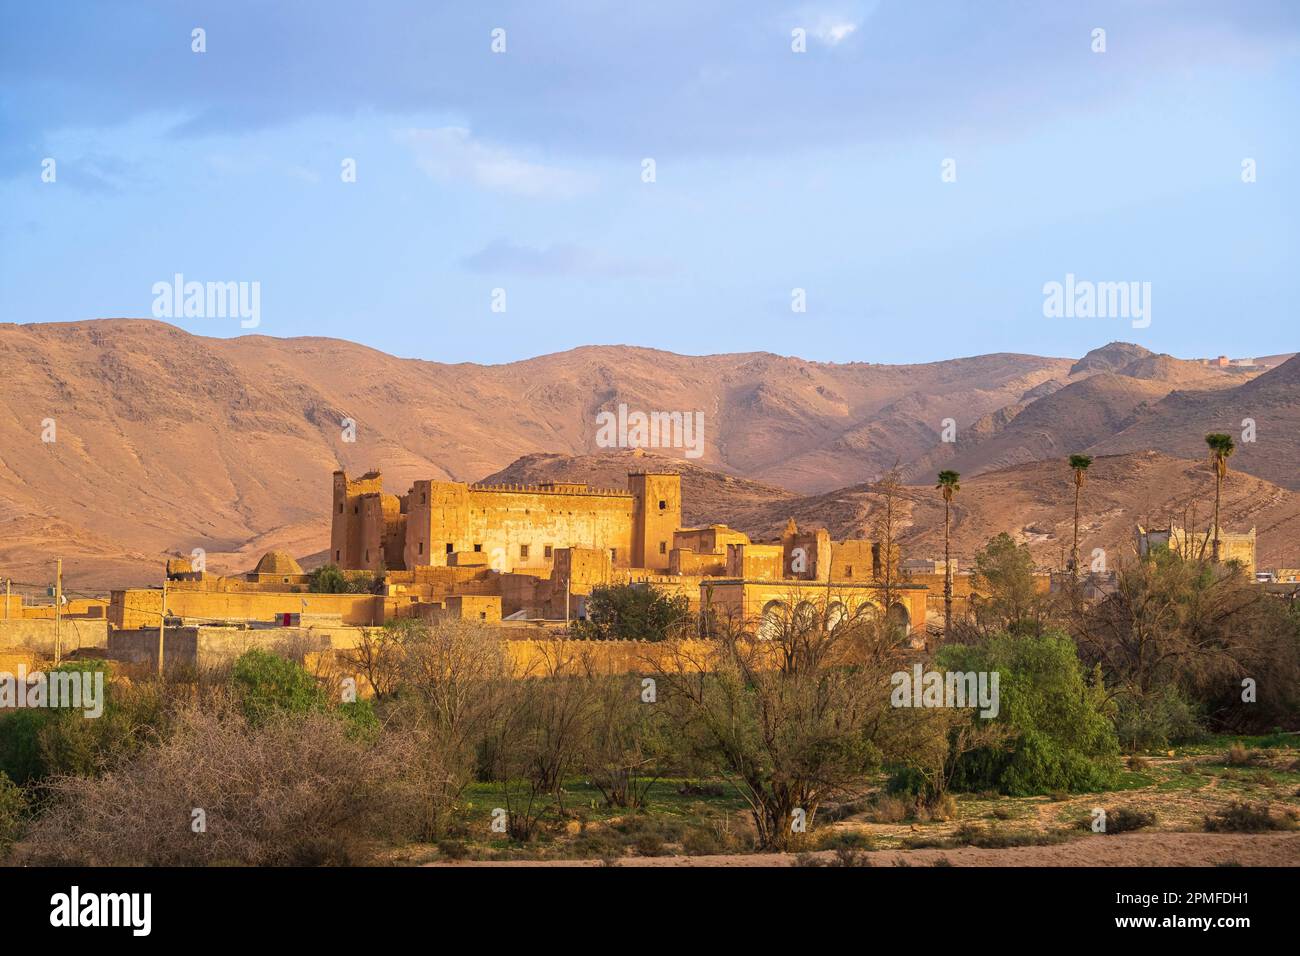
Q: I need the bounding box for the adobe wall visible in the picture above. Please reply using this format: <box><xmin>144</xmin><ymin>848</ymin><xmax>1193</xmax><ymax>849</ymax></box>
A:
<box><xmin>405</xmin><ymin>480</ymin><xmax>636</xmax><ymax>573</ymax></box>
<box><xmin>670</xmin><ymin>548</ymin><xmax>728</xmax><ymax>577</ymax></box>
<box><xmin>672</xmin><ymin>525</ymin><xmax>750</xmax><ymax>554</ymax></box>
<box><xmin>725</xmin><ymin>544</ymin><xmax>785</xmax><ymax>580</ymax></box>
<box><xmin>829</xmin><ymin>540</ymin><xmax>876</xmax><ymax>582</ymax></box>
<box><xmin>108</xmin><ymin>588</ymin><xmax>390</xmax><ymax>629</ymax></box>
<box><xmin>0</xmin><ymin>618</ymin><xmax>109</xmax><ymax>656</ymax></box>
<box><xmin>109</xmin><ymin>625</ymin><xmax>361</xmax><ymax>671</ymax></box>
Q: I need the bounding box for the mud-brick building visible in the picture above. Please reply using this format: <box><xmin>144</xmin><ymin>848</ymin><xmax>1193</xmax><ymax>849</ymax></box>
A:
<box><xmin>331</xmin><ymin>469</ymin><xmax>682</xmax><ymax>575</ymax></box>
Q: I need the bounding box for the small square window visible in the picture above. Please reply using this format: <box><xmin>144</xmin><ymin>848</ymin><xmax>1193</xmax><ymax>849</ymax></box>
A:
<box><xmin>658</xmin><ymin>499</ymin><xmax>666</xmax><ymax>510</ymax></box>
<box><xmin>473</xmin><ymin>543</ymin><xmax>482</xmax><ymax>553</ymax></box>
<box><xmin>610</xmin><ymin>548</ymin><xmax>617</xmax><ymax>562</ymax></box>
<box><xmin>520</xmin><ymin>544</ymin><xmax>530</xmax><ymax>559</ymax></box>
<box><xmin>659</xmin><ymin>541</ymin><xmax>667</xmax><ymax>554</ymax></box>
<box><xmin>544</xmin><ymin>545</ymin><xmax>553</xmax><ymax>559</ymax></box>
<box><xmin>479</xmin><ymin>611</ymin><xmax>487</xmax><ymax>620</ymax></box>
<box><xmin>335</xmin><ymin>550</ymin><xmax>340</xmax><ymax>561</ymax></box>
<box><xmin>338</xmin><ymin>503</ymin><xmax>343</xmax><ymax>514</ymax></box>
<box><xmin>844</xmin><ymin>564</ymin><xmax>853</xmax><ymax>576</ymax></box>
<box><xmin>446</xmin><ymin>542</ymin><xmax>454</xmax><ymax>554</ymax></box>
<box><xmin>418</xmin><ymin>541</ymin><xmax>423</xmax><ymax>555</ymax></box>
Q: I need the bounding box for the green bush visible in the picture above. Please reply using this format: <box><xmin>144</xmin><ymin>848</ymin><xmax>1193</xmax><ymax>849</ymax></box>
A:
<box><xmin>308</xmin><ymin>564</ymin><xmax>377</xmax><ymax>594</ymax></box>
<box><xmin>1113</xmin><ymin>686</ymin><xmax>1203</xmax><ymax>751</ymax></box>
<box><xmin>0</xmin><ymin>771</ymin><xmax>27</xmax><ymax>858</ymax></box>
<box><xmin>571</xmin><ymin>584</ymin><xmax>690</xmax><ymax>641</ymax></box>
<box><xmin>0</xmin><ymin>661</ymin><xmax>156</xmax><ymax>786</ymax></box>
<box><xmin>231</xmin><ymin>649</ymin><xmax>327</xmax><ymax>724</ymax></box>
<box><xmin>939</xmin><ymin>631</ymin><xmax>1121</xmax><ymax>796</ymax></box>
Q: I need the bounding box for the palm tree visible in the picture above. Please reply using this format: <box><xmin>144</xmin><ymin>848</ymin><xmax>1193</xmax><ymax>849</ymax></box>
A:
<box><xmin>1068</xmin><ymin>454</ymin><xmax>1093</xmax><ymax>578</ymax></box>
<box><xmin>1205</xmin><ymin>433</ymin><xmax>1236</xmax><ymax>562</ymax></box>
<box><xmin>936</xmin><ymin>470</ymin><xmax>960</xmax><ymax>638</ymax></box>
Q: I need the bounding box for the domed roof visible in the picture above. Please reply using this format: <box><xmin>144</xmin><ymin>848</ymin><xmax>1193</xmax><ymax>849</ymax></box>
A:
<box><xmin>252</xmin><ymin>550</ymin><xmax>303</xmax><ymax>575</ymax></box>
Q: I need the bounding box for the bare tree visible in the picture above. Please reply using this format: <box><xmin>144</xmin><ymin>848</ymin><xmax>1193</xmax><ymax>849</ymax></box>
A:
<box><xmin>654</xmin><ymin>595</ymin><xmax>905</xmax><ymax>851</ymax></box>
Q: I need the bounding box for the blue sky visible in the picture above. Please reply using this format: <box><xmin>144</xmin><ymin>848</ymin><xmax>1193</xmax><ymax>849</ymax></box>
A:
<box><xmin>1</xmin><ymin>1</ymin><xmax>1297</xmax><ymax>364</ymax></box>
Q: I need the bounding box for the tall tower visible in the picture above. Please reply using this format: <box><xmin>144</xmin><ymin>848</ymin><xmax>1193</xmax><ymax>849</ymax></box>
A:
<box><xmin>629</xmin><ymin>472</ymin><xmax>681</xmax><ymax>570</ymax></box>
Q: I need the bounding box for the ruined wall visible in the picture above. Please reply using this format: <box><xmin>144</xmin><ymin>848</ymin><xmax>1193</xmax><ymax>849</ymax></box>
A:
<box><xmin>725</xmin><ymin>543</ymin><xmax>785</xmax><ymax>580</ymax></box>
<box><xmin>672</xmin><ymin>525</ymin><xmax>749</xmax><ymax>554</ymax></box>
<box><xmin>670</xmin><ymin>549</ymin><xmax>728</xmax><ymax>577</ymax></box>
<box><xmin>829</xmin><ymin>540</ymin><xmax>876</xmax><ymax>582</ymax></box>
<box><xmin>331</xmin><ymin>470</ymin><xmax>384</xmax><ymax>568</ymax></box>
<box><xmin>782</xmin><ymin>526</ymin><xmax>832</xmax><ymax>582</ymax></box>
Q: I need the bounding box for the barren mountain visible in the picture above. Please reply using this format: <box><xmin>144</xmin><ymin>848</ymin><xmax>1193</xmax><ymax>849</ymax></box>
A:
<box><xmin>902</xmin><ymin>349</ymin><xmax>1268</xmax><ymax>484</ymax></box>
<box><xmin>1093</xmin><ymin>354</ymin><xmax>1300</xmax><ymax>492</ymax></box>
<box><xmin>514</xmin><ymin>450</ymin><xmax>1300</xmax><ymax>573</ymax></box>
<box><xmin>0</xmin><ymin>319</ymin><xmax>1292</xmax><ymax>589</ymax></box>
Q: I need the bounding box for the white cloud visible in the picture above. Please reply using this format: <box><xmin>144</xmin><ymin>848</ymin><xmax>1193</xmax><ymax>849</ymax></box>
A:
<box><xmin>396</xmin><ymin>126</ymin><xmax>591</xmax><ymax>199</ymax></box>
<box><xmin>812</xmin><ymin>19</ymin><xmax>858</xmax><ymax>46</ymax></box>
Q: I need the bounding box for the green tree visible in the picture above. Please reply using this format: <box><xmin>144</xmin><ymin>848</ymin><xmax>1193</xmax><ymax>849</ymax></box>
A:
<box><xmin>966</xmin><ymin>533</ymin><xmax>1050</xmax><ymax>637</ymax></box>
<box><xmin>1204</xmin><ymin>433</ymin><xmax>1235</xmax><ymax>562</ymax></box>
<box><xmin>939</xmin><ymin>631</ymin><xmax>1120</xmax><ymax>795</ymax></box>
<box><xmin>936</xmin><ymin>470</ymin><xmax>961</xmax><ymax>638</ymax></box>
<box><xmin>574</xmin><ymin>583</ymin><xmax>690</xmax><ymax>641</ymax></box>
<box><xmin>1067</xmin><ymin>454</ymin><xmax>1093</xmax><ymax>578</ymax></box>
<box><xmin>307</xmin><ymin>563</ymin><xmax>348</xmax><ymax>593</ymax></box>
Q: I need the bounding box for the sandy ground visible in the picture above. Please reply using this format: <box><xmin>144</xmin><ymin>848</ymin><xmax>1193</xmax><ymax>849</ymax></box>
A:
<box><xmin>425</xmin><ymin>832</ymin><xmax>1300</xmax><ymax>867</ymax></box>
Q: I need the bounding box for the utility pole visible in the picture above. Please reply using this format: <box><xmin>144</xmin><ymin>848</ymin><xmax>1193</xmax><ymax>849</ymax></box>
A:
<box><xmin>4</xmin><ymin>577</ymin><xmax>10</xmax><ymax>620</ymax></box>
<box><xmin>157</xmin><ymin>568</ymin><xmax>167</xmax><ymax>678</ymax></box>
<box><xmin>54</xmin><ymin>558</ymin><xmax>63</xmax><ymax>664</ymax></box>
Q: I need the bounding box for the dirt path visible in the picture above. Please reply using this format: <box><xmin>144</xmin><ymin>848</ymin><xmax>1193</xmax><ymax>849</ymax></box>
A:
<box><xmin>427</xmin><ymin>832</ymin><xmax>1300</xmax><ymax>867</ymax></box>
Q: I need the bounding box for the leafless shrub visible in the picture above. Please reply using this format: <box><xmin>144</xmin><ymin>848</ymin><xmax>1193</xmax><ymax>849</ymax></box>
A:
<box><xmin>25</xmin><ymin>695</ymin><xmax>397</xmax><ymax>866</ymax></box>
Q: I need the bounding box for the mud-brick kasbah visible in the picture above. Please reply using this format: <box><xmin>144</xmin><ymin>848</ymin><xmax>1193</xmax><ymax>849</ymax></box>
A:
<box><xmin>3</xmin><ymin>459</ymin><xmax>1019</xmax><ymax>681</ymax></box>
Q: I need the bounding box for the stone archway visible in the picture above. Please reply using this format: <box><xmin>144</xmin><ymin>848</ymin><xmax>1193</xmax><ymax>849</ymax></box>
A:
<box><xmin>826</xmin><ymin>601</ymin><xmax>848</xmax><ymax>631</ymax></box>
<box><xmin>758</xmin><ymin>599</ymin><xmax>788</xmax><ymax>640</ymax></box>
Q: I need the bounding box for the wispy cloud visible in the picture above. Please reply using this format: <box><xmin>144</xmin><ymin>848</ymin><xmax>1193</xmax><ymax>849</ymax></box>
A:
<box><xmin>461</xmin><ymin>239</ymin><xmax>674</xmax><ymax>278</ymax></box>
<box><xmin>811</xmin><ymin>18</ymin><xmax>859</xmax><ymax>46</ymax></box>
<box><xmin>396</xmin><ymin>127</ymin><xmax>591</xmax><ymax>199</ymax></box>
<box><xmin>794</xmin><ymin>2</ymin><xmax>872</xmax><ymax>47</ymax></box>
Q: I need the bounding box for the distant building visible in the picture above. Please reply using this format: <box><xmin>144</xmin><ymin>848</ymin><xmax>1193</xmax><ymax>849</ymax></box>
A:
<box><xmin>902</xmin><ymin>557</ymin><xmax>959</xmax><ymax>575</ymax></box>
<box><xmin>1135</xmin><ymin>524</ymin><xmax>1256</xmax><ymax>575</ymax></box>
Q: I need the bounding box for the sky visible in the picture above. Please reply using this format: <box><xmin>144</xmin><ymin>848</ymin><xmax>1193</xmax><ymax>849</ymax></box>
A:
<box><xmin>1</xmin><ymin>0</ymin><xmax>1297</xmax><ymax>365</ymax></box>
